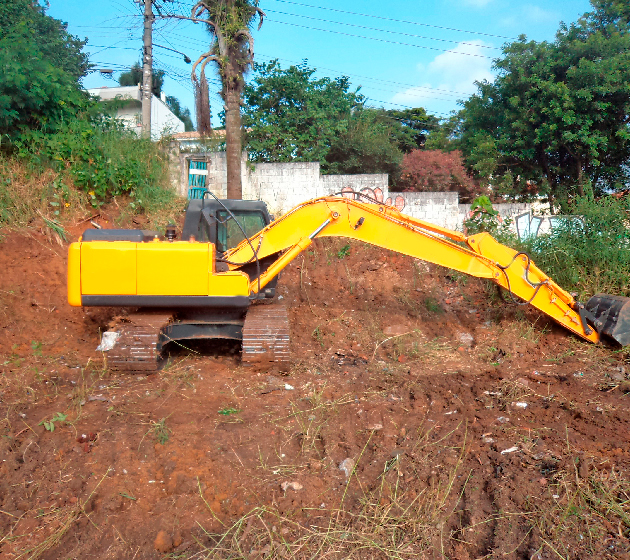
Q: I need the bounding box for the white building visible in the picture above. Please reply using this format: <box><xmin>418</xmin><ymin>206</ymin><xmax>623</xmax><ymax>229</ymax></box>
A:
<box><xmin>87</xmin><ymin>85</ymin><xmax>185</xmax><ymax>140</ymax></box>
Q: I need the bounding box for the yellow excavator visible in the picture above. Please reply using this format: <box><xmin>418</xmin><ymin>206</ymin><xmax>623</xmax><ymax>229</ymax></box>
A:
<box><xmin>67</xmin><ymin>194</ymin><xmax>630</xmax><ymax>370</ymax></box>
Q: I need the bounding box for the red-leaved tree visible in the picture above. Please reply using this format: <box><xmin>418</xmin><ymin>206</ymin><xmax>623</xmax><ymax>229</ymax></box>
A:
<box><xmin>398</xmin><ymin>149</ymin><xmax>480</xmax><ymax>202</ymax></box>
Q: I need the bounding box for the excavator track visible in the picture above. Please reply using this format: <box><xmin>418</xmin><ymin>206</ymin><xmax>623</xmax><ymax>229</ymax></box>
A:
<box><xmin>106</xmin><ymin>313</ymin><xmax>172</xmax><ymax>372</ymax></box>
<box><xmin>242</xmin><ymin>303</ymin><xmax>290</xmax><ymax>369</ymax></box>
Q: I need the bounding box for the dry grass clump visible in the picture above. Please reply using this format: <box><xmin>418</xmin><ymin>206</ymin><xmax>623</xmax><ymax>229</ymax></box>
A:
<box><xmin>0</xmin><ymin>157</ymin><xmax>87</xmax><ymax>229</ymax></box>
<box><xmin>525</xmin><ymin>463</ymin><xmax>630</xmax><ymax>558</ymax></box>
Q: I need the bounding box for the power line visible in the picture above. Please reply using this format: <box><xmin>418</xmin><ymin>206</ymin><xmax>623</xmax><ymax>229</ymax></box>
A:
<box><xmin>153</xmin><ymin>33</ymin><xmax>469</xmax><ymax>111</ymax></box>
<box><xmin>265</xmin><ymin>9</ymin><xmax>499</xmax><ymax>50</ymax></box>
<box><xmin>267</xmin><ymin>20</ymin><xmax>491</xmax><ymax>58</ymax></box>
<box><xmin>255</xmin><ymin>53</ymin><xmax>469</xmax><ymax>97</ymax></box>
<box><xmin>363</xmin><ymin>97</ymin><xmax>452</xmax><ymax>117</ymax></box>
<box><xmin>87</xmin><ymin>44</ymin><xmax>141</xmax><ymax>50</ymax></box>
<box><xmin>269</xmin><ymin>0</ymin><xmax>516</xmax><ymax>40</ymax></box>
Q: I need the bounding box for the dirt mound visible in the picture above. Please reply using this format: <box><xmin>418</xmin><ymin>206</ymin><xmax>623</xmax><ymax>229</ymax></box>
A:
<box><xmin>1</xmin><ymin>233</ymin><xmax>629</xmax><ymax>559</ymax></box>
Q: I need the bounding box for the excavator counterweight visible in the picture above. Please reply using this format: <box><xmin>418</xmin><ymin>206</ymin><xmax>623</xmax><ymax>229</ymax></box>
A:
<box><xmin>68</xmin><ymin>195</ymin><xmax>630</xmax><ymax>370</ymax></box>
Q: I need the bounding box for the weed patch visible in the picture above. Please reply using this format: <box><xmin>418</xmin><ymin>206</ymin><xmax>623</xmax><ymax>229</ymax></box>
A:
<box><xmin>523</xmin><ymin>196</ymin><xmax>630</xmax><ymax>298</ymax></box>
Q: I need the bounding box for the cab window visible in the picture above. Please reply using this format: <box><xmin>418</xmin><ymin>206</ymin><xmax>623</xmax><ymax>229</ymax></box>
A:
<box><xmin>216</xmin><ymin>211</ymin><xmax>266</xmax><ymax>252</ymax></box>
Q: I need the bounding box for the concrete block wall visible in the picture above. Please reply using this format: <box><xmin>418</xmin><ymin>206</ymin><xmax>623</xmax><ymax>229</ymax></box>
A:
<box><xmin>398</xmin><ymin>192</ymin><xmax>460</xmax><ymax>229</ymax></box>
<box><xmin>177</xmin><ymin>151</ymin><xmax>389</xmax><ymax>215</ymax></box>
<box><xmin>245</xmin><ymin>161</ymin><xmax>322</xmax><ymax>215</ymax></box>
<box><xmin>320</xmin><ymin>174</ymin><xmax>389</xmax><ymax>198</ymax></box>
<box><xmin>172</xmin><ymin>150</ymin><xmax>546</xmax><ymax>232</ymax></box>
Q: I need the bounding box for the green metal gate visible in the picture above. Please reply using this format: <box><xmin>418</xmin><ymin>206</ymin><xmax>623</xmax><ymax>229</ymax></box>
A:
<box><xmin>188</xmin><ymin>159</ymin><xmax>208</xmax><ymax>199</ymax></box>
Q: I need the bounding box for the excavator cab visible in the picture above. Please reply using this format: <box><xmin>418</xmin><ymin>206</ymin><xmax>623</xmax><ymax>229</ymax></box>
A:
<box><xmin>181</xmin><ymin>197</ymin><xmax>280</xmax><ymax>298</ymax></box>
<box><xmin>182</xmin><ymin>198</ymin><xmax>270</xmax><ymax>249</ymax></box>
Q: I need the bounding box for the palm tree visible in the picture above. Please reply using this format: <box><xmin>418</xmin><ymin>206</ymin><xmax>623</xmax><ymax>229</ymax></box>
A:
<box><xmin>189</xmin><ymin>0</ymin><xmax>264</xmax><ymax>199</ymax></box>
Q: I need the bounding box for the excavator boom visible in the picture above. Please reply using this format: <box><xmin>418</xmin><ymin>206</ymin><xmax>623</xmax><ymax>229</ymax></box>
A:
<box><xmin>223</xmin><ymin>196</ymin><xmax>601</xmax><ymax>343</ymax></box>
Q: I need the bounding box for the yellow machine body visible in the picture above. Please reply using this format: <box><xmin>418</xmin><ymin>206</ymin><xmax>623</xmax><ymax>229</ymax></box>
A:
<box><xmin>68</xmin><ymin>239</ymin><xmax>250</xmax><ymax>306</ymax></box>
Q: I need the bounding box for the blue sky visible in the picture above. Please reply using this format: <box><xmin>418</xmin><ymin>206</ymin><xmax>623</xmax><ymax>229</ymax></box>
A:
<box><xmin>48</xmin><ymin>0</ymin><xmax>593</xmax><ymax>124</ymax></box>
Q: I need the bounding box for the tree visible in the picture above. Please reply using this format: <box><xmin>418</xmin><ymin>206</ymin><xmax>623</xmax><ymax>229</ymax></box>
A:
<box><xmin>186</xmin><ymin>0</ymin><xmax>265</xmax><ymax>199</ymax></box>
<box><xmin>458</xmin><ymin>1</ymin><xmax>630</xmax><ymax>210</ymax></box>
<box><xmin>0</xmin><ymin>0</ymin><xmax>89</xmax><ymax>80</ymax></box>
<box><xmin>383</xmin><ymin>108</ymin><xmax>440</xmax><ymax>153</ymax></box>
<box><xmin>243</xmin><ymin>60</ymin><xmax>363</xmax><ymax>164</ymax></box>
<box><xmin>244</xmin><ymin>60</ymin><xmax>419</xmax><ymax>182</ymax></box>
<box><xmin>398</xmin><ymin>149</ymin><xmax>479</xmax><ymax>201</ymax></box>
<box><xmin>325</xmin><ymin>108</ymin><xmax>403</xmax><ymax>179</ymax></box>
<box><xmin>165</xmin><ymin>96</ymin><xmax>195</xmax><ymax>132</ymax></box>
<box><xmin>0</xmin><ymin>0</ymin><xmax>89</xmax><ymax>139</ymax></box>
<box><xmin>119</xmin><ymin>62</ymin><xmax>165</xmax><ymax>98</ymax></box>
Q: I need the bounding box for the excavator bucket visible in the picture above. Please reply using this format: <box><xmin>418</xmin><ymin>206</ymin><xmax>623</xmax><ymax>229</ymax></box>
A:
<box><xmin>586</xmin><ymin>294</ymin><xmax>630</xmax><ymax>346</ymax></box>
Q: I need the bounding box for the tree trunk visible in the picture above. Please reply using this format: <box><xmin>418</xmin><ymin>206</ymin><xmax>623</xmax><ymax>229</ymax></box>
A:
<box><xmin>576</xmin><ymin>155</ymin><xmax>584</xmax><ymax>197</ymax></box>
<box><xmin>224</xmin><ymin>64</ymin><xmax>243</xmax><ymax>200</ymax></box>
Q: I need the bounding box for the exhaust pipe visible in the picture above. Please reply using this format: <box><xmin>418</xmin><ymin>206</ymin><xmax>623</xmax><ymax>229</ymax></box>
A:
<box><xmin>586</xmin><ymin>294</ymin><xmax>630</xmax><ymax>346</ymax></box>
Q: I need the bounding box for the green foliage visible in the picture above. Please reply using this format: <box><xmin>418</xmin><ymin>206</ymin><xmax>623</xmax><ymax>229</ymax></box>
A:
<box><xmin>458</xmin><ymin>1</ymin><xmax>630</xmax><ymax>207</ymax></box>
<box><xmin>15</xmin><ymin>112</ymin><xmax>173</xmax><ymax>212</ymax></box>
<box><xmin>424</xmin><ymin>114</ymin><xmax>462</xmax><ymax>152</ymax></box>
<box><xmin>165</xmin><ymin>95</ymin><xmax>195</xmax><ymax>132</ymax></box>
<box><xmin>218</xmin><ymin>408</ymin><xmax>240</xmax><ymax>415</ymax></box>
<box><xmin>0</xmin><ymin>0</ymin><xmax>89</xmax><ymax>80</ymax></box>
<box><xmin>463</xmin><ymin>196</ymin><xmax>515</xmax><ymax>243</ymax></box>
<box><xmin>524</xmin><ymin>196</ymin><xmax>630</xmax><ymax>297</ymax></box>
<box><xmin>39</xmin><ymin>412</ymin><xmax>68</xmax><ymax>432</ymax></box>
<box><xmin>244</xmin><ymin>60</ymin><xmax>364</xmax><ymax>164</ymax></box>
<box><xmin>0</xmin><ymin>0</ymin><xmax>89</xmax><ymax>139</ymax></box>
<box><xmin>31</xmin><ymin>340</ymin><xmax>43</xmax><ymax>356</ymax></box>
<box><xmin>325</xmin><ymin>108</ymin><xmax>403</xmax><ymax>179</ymax></box>
<box><xmin>244</xmin><ymin>60</ymin><xmax>436</xmax><ymax>181</ymax></box>
<box><xmin>337</xmin><ymin>244</ymin><xmax>351</xmax><ymax>259</ymax></box>
<box><xmin>424</xmin><ymin>297</ymin><xmax>444</xmax><ymax>314</ymax></box>
<box><xmin>464</xmin><ymin>196</ymin><xmax>500</xmax><ymax>234</ymax></box>
<box><xmin>119</xmin><ymin>62</ymin><xmax>165</xmax><ymax>98</ymax></box>
<box><xmin>383</xmin><ymin>108</ymin><xmax>440</xmax><ymax>153</ymax></box>
<box><xmin>151</xmin><ymin>418</ymin><xmax>171</xmax><ymax>445</ymax></box>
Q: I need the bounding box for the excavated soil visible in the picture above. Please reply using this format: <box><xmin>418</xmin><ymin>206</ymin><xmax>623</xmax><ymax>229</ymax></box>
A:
<box><xmin>1</xmin><ymin>227</ymin><xmax>630</xmax><ymax>560</ymax></box>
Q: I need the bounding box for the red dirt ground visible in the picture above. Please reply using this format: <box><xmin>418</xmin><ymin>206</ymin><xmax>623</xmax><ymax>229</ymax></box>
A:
<box><xmin>1</xmin><ymin>226</ymin><xmax>630</xmax><ymax>559</ymax></box>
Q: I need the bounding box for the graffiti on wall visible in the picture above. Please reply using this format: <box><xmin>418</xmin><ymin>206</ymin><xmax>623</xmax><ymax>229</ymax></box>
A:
<box><xmin>340</xmin><ymin>186</ymin><xmax>406</xmax><ymax>211</ymax></box>
<box><xmin>515</xmin><ymin>212</ymin><xmax>582</xmax><ymax>241</ymax></box>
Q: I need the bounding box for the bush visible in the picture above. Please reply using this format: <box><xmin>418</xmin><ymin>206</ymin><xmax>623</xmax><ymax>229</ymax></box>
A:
<box><xmin>524</xmin><ymin>197</ymin><xmax>630</xmax><ymax>298</ymax></box>
<box><xmin>15</xmin><ymin>112</ymin><xmax>174</xmax><ymax>214</ymax></box>
<box><xmin>398</xmin><ymin>149</ymin><xmax>479</xmax><ymax>202</ymax></box>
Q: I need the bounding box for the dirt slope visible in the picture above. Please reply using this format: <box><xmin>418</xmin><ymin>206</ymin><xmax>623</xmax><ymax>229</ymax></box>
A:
<box><xmin>0</xmin><ymin>230</ymin><xmax>629</xmax><ymax>560</ymax></box>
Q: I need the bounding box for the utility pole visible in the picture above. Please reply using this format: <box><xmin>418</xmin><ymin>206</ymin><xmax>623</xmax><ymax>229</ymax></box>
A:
<box><xmin>141</xmin><ymin>0</ymin><xmax>153</xmax><ymax>139</ymax></box>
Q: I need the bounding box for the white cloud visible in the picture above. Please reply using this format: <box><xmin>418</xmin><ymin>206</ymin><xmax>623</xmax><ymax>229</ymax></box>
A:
<box><xmin>391</xmin><ymin>41</ymin><xmax>494</xmax><ymax>107</ymax></box>
<box><xmin>459</xmin><ymin>0</ymin><xmax>493</xmax><ymax>7</ymax></box>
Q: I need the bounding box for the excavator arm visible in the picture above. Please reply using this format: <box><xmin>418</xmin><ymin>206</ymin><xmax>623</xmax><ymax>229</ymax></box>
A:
<box><xmin>224</xmin><ymin>196</ymin><xmax>601</xmax><ymax>343</ymax></box>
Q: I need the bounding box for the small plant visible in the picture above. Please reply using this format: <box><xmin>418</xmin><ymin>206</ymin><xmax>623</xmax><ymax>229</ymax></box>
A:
<box><xmin>152</xmin><ymin>418</ymin><xmax>171</xmax><ymax>445</ymax></box>
<box><xmin>312</xmin><ymin>326</ymin><xmax>325</xmax><ymax>347</ymax></box>
<box><xmin>38</xmin><ymin>412</ymin><xmax>68</xmax><ymax>432</ymax></box>
<box><xmin>337</xmin><ymin>244</ymin><xmax>351</xmax><ymax>259</ymax></box>
<box><xmin>218</xmin><ymin>408</ymin><xmax>240</xmax><ymax>416</ymax></box>
<box><xmin>424</xmin><ymin>297</ymin><xmax>443</xmax><ymax>314</ymax></box>
<box><xmin>31</xmin><ymin>340</ymin><xmax>43</xmax><ymax>356</ymax></box>
<box><xmin>464</xmin><ymin>195</ymin><xmax>513</xmax><ymax>238</ymax></box>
